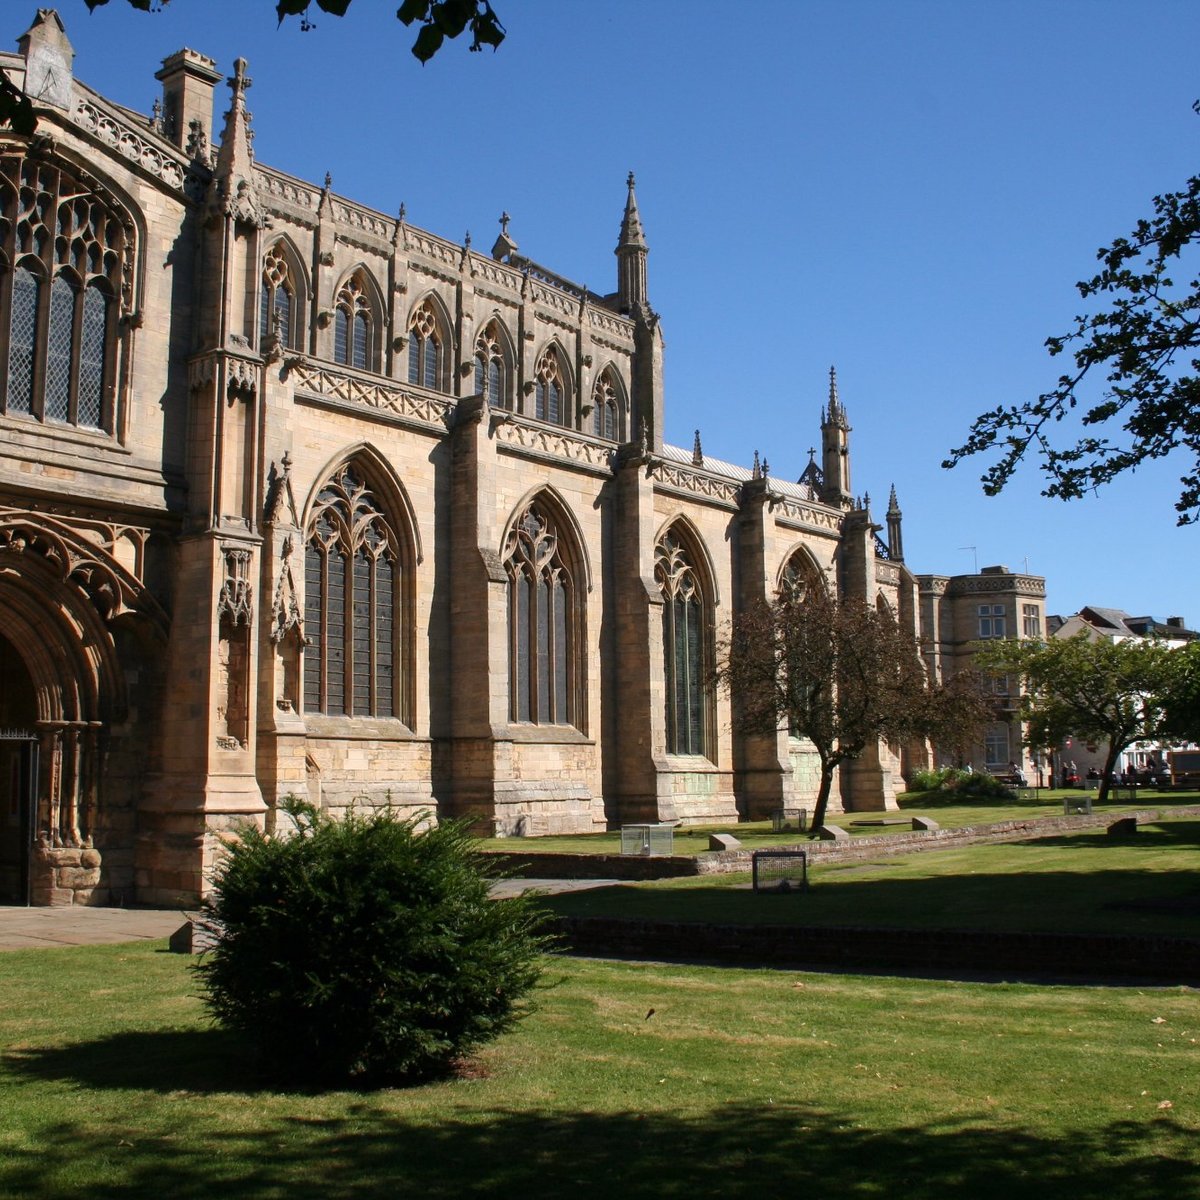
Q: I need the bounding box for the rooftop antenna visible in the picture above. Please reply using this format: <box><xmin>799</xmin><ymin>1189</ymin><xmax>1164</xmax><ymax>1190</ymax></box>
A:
<box><xmin>958</xmin><ymin>545</ymin><xmax>978</xmax><ymax>574</ymax></box>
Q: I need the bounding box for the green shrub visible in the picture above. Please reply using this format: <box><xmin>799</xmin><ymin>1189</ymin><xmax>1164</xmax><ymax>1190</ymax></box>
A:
<box><xmin>196</xmin><ymin>799</ymin><xmax>550</xmax><ymax>1086</ymax></box>
<box><xmin>908</xmin><ymin>767</ymin><xmax>962</xmax><ymax>793</ymax></box>
<box><xmin>907</xmin><ymin>768</ymin><xmax>1016</xmax><ymax>801</ymax></box>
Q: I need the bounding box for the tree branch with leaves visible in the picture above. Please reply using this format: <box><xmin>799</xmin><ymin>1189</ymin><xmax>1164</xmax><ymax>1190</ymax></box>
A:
<box><xmin>946</xmin><ymin>109</ymin><xmax>1200</xmax><ymax>525</ymax></box>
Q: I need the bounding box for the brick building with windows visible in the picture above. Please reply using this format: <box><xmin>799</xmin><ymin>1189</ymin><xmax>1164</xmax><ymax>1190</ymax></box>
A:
<box><xmin>1</xmin><ymin>11</ymin><xmax>949</xmax><ymax>905</ymax></box>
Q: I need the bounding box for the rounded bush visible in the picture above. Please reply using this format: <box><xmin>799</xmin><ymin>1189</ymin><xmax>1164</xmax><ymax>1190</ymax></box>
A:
<box><xmin>196</xmin><ymin>800</ymin><xmax>549</xmax><ymax>1085</ymax></box>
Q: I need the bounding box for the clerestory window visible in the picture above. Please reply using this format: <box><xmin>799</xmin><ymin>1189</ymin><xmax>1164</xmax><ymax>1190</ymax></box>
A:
<box><xmin>474</xmin><ymin>319</ymin><xmax>508</xmax><ymax>407</ymax></box>
<box><xmin>407</xmin><ymin>299</ymin><xmax>443</xmax><ymax>390</ymax></box>
<box><xmin>260</xmin><ymin>243</ymin><xmax>297</xmax><ymax>351</ymax></box>
<box><xmin>334</xmin><ymin>274</ymin><xmax>371</xmax><ymax>371</ymax></box>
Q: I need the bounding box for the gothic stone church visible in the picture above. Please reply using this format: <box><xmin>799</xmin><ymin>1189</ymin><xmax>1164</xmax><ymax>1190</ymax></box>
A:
<box><xmin>0</xmin><ymin>10</ymin><xmax>922</xmax><ymax>906</ymax></box>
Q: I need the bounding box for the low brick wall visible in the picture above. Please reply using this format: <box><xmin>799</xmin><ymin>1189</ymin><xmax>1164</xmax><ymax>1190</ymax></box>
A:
<box><xmin>551</xmin><ymin>915</ymin><xmax>1200</xmax><ymax>985</ymax></box>
<box><xmin>483</xmin><ymin>804</ymin><xmax>1200</xmax><ymax>881</ymax></box>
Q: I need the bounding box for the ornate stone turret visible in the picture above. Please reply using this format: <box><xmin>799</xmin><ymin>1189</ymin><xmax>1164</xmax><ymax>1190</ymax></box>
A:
<box><xmin>886</xmin><ymin>483</ymin><xmax>904</xmax><ymax>563</ymax></box>
<box><xmin>820</xmin><ymin>366</ymin><xmax>852</xmax><ymax>508</ymax></box>
<box><xmin>209</xmin><ymin>57</ymin><xmax>263</xmax><ymax>228</ymax></box>
<box><xmin>615</xmin><ymin>172</ymin><xmax>648</xmax><ymax>313</ymax></box>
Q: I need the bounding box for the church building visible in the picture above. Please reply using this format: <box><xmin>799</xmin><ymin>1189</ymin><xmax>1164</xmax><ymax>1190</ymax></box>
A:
<box><xmin>0</xmin><ymin>10</ymin><xmax>924</xmax><ymax>906</ymax></box>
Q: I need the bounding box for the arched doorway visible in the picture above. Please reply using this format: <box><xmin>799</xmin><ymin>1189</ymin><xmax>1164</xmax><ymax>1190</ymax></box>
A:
<box><xmin>0</xmin><ymin>636</ymin><xmax>38</xmax><ymax>904</ymax></box>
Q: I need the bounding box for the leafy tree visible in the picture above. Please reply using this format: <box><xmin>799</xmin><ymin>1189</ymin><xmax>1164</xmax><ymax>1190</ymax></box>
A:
<box><xmin>81</xmin><ymin>0</ymin><xmax>506</xmax><ymax>62</ymax></box>
<box><xmin>974</xmin><ymin>633</ymin><xmax>1186</xmax><ymax>804</ymax></box>
<box><xmin>1162</xmin><ymin>639</ymin><xmax>1200</xmax><ymax>742</ymax></box>
<box><xmin>196</xmin><ymin>798</ymin><xmax>549</xmax><ymax>1086</ymax></box>
<box><xmin>945</xmin><ymin>125</ymin><xmax>1200</xmax><ymax>525</ymax></box>
<box><xmin>716</xmin><ymin>585</ymin><xmax>990</xmax><ymax>833</ymax></box>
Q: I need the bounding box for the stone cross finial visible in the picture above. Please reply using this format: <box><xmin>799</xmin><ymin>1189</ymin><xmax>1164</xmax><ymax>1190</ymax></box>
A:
<box><xmin>231</xmin><ymin>57</ymin><xmax>252</xmax><ymax>96</ymax></box>
<box><xmin>500</xmin><ymin>211</ymin><xmax>511</xmax><ymax>235</ymax></box>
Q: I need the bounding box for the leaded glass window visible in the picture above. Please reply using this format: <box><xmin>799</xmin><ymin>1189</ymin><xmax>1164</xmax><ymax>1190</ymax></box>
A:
<box><xmin>535</xmin><ymin>348</ymin><xmax>566</xmax><ymax>424</ymax></box>
<box><xmin>474</xmin><ymin>320</ymin><xmax>508</xmax><ymax>407</ymax></box>
<box><xmin>0</xmin><ymin>153</ymin><xmax>127</xmax><ymax>431</ymax></box>
<box><xmin>591</xmin><ymin>369</ymin><xmax>620</xmax><ymax>440</ymax></box>
<box><xmin>333</xmin><ymin>275</ymin><xmax>371</xmax><ymax>370</ymax></box>
<box><xmin>303</xmin><ymin>464</ymin><xmax>402</xmax><ymax>720</ymax></box>
<box><xmin>503</xmin><ymin>500</ymin><xmax>576</xmax><ymax>725</ymax></box>
<box><xmin>260</xmin><ymin>244</ymin><xmax>296</xmax><ymax>350</ymax></box>
<box><xmin>655</xmin><ymin>531</ymin><xmax>709</xmax><ymax>756</ymax></box>
<box><xmin>407</xmin><ymin>299</ymin><xmax>443</xmax><ymax>390</ymax></box>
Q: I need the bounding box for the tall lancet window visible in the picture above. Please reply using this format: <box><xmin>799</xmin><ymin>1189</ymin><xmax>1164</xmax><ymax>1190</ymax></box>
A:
<box><xmin>334</xmin><ymin>274</ymin><xmax>371</xmax><ymax>371</ymax></box>
<box><xmin>1</xmin><ymin>153</ymin><xmax>128</xmax><ymax>432</ymax></box>
<box><xmin>474</xmin><ymin>320</ymin><xmax>508</xmax><ymax>407</ymax></box>
<box><xmin>407</xmin><ymin>299</ymin><xmax>443</xmax><ymax>390</ymax></box>
<box><xmin>303</xmin><ymin>464</ymin><xmax>403</xmax><ymax>720</ymax></box>
<box><xmin>779</xmin><ymin>551</ymin><xmax>824</xmax><ymax>737</ymax></box>
<box><xmin>591</xmin><ymin>368</ymin><xmax>621</xmax><ymax>440</ymax></box>
<box><xmin>655</xmin><ymin>530</ymin><xmax>709</xmax><ymax>756</ymax></box>
<box><xmin>503</xmin><ymin>500</ymin><xmax>577</xmax><ymax>725</ymax></box>
<box><xmin>534</xmin><ymin>347</ymin><xmax>567</xmax><ymax>425</ymax></box>
<box><xmin>260</xmin><ymin>244</ymin><xmax>296</xmax><ymax>350</ymax></box>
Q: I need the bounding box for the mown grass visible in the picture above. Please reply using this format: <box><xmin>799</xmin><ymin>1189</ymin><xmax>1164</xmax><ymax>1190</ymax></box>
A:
<box><xmin>1</xmin><ymin>940</ymin><xmax>1197</xmax><ymax>1198</ymax></box>
<box><xmin>540</xmin><ymin>820</ymin><xmax>1200</xmax><ymax>937</ymax></box>
<box><xmin>473</xmin><ymin>791</ymin><xmax>1200</xmax><ymax>856</ymax></box>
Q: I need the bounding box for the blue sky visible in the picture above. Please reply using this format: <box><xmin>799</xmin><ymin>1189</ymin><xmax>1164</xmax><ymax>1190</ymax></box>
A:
<box><xmin>42</xmin><ymin>0</ymin><xmax>1200</xmax><ymax>623</ymax></box>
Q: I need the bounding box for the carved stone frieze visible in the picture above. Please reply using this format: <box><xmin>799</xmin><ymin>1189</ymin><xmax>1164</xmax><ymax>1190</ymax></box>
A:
<box><xmin>948</xmin><ymin>576</ymin><xmax>1046</xmax><ymax>597</ymax></box>
<box><xmin>72</xmin><ymin>99</ymin><xmax>189</xmax><ymax>193</ymax></box>
<box><xmin>875</xmin><ymin>561</ymin><xmax>901</xmax><ymax>586</ymax></box>
<box><xmin>257</xmin><ymin>168</ymin><xmax>319</xmax><ymax>210</ymax></box>
<box><xmin>473</xmin><ymin>258</ymin><xmax>524</xmax><ymax>293</ymax></box>
<box><xmin>408</xmin><ymin>229</ymin><xmax>461</xmax><ymax>267</ymax></box>
<box><xmin>288</xmin><ymin>361</ymin><xmax>454</xmax><ymax>430</ymax></box>
<box><xmin>333</xmin><ymin>201</ymin><xmax>393</xmax><ymax>243</ymax></box>
<box><xmin>493</xmin><ymin>418</ymin><xmax>615</xmax><ymax>471</ymax></box>
<box><xmin>588</xmin><ymin>308</ymin><xmax>635</xmax><ymax>339</ymax></box>
<box><xmin>649</xmin><ymin>462</ymin><xmax>742</xmax><ymax>507</ymax></box>
<box><xmin>769</xmin><ymin>497</ymin><xmax>845</xmax><ymax>532</ymax></box>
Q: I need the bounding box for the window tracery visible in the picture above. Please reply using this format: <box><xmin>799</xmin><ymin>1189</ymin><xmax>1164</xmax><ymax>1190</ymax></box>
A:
<box><xmin>0</xmin><ymin>154</ymin><xmax>129</xmax><ymax>431</ymax></box>
<box><xmin>260</xmin><ymin>243</ymin><xmax>297</xmax><ymax>351</ymax></box>
<box><xmin>407</xmin><ymin>298</ymin><xmax>443</xmax><ymax>390</ymax></box>
<box><xmin>534</xmin><ymin>346</ymin><xmax>567</xmax><ymax>425</ymax></box>
<box><xmin>334</xmin><ymin>273</ymin><xmax>371</xmax><ymax>371</ymax></box>
<box><xmin>503</xmin><ymin>500</ymin><xmax>576</xmax><ymax>725</ymax></box>
<box><xmin>655</xmin><ymin>530</ymin><xmax>709</xmax><ymax>756</ymax></box>
<box><xmin>474</xmin><ymin>319</ymin><xmax>508</xmax><ymax>407</ymax></box>
<box><xmin>591</xmin><ymin>368</ymin><xmax>621</xmax><ymax>440</ymax></box>
<box><xmin>303</xmin><ymin>464</ymin><xmax>403</xmax><ymax>720</ymax></box>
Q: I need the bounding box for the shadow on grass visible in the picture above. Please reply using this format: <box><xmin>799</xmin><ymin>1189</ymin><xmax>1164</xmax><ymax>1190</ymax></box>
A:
<box><xmin>1022</xmin><ymin>821</ymin><xmax>1200</xmax><ymax>851</ymax></box>
<box><xmin>0</xmin><ymin>1096</ymin><xmax>1195</xmax><ymax>1199</ymax></box>
<box><xmin>5</xmin><ymin>1028</ymin><xmax>281</xmax><ymax>1095</ymax></box>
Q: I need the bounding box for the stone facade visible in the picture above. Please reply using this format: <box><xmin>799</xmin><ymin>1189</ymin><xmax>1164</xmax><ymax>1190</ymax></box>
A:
<box><xmin>0</xmin><ymin>11</ymin><xmax>925</xmax><ymax>906</ymax></box>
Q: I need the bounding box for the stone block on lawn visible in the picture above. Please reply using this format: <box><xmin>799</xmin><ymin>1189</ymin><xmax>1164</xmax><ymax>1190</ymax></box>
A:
<box><xmin>816</xmin><ymin>824</ymin><xmax>849</xmax><ymax>840</ymax></box>
<box><xmin>709</xmin><ymin>833</ymin><xmax>742</xmax><ymax>851</ymax></box>
<box><xmin>1107</xmin><ymin>817</ymin><xmax>1138</xmax><ymax>838</ymax></box>
<box><xmin>169</xmin><ymin>919</ymin><xmax>220</xmax><ymax>955</ymax></box>
<box><xmin>911</xmin><ymin>816</ymin><xmax>940</xmax><ymax>831</ymax></box>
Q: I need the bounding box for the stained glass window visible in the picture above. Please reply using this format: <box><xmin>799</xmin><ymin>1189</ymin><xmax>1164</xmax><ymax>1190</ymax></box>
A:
<box><xmin>303</xmin><ymin>465</ymin><xmax>403</xmax><ymax>720</ymax></box>
<box><xmin>503</xmin><ymin>501</ymin><xmax>576</xmax><ymax>725</ymax></box>
<box><xmin>655</xmin><ymin>531</ymin><xmax>709</xmax><ymax>756</ymax></box>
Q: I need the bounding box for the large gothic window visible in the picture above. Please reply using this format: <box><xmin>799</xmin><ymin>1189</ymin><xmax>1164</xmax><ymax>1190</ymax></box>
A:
<box><xmin>0</xmin><ymin>154</ymin><xmax>129</xmax><ymax>431</ymax></box>
<box><xmin>407</xmin><ymin>299</ymin><xmax>443</xmax><ymax>390</ymax></box>
<box><xmin>591</xmin><ymin>367</ymin><xmax>621</xmax><ymax>440</ymax></box>
<box><xmin>474</xmin><ymin>319</ymin><xmax>508</xmax><ymax>408</ymax></box>
<box><xmin>260</xmin><ymin>242</ymin><xmax>298</xmax><ymax>351</ymax></box>
<box><xmin>333</xmin><ymin>273</ymin><xmax>372</xmax><ymax>371</ymax></box>
<box><xmin>655</xmin><ymin>530</ymin><xmax>709</xmax><ymax>756</ymax></box>
<box><xmin>534</xmin><ymin>346</ymin><xmax>568</xmax><ymax>425</ymax></box>
<box><xmin>503</xmin><ymin>500</ymin><xmax>577</xmax><ymax>725</ymax></box>
<box><xmin>303</xmin><ymin>464</ymin><xmax>403</xmax><ymax>720</ymax></box>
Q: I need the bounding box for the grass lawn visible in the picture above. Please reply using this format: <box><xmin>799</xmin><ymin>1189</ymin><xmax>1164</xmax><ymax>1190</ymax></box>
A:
<box><xmin>474</xmin><ymin>791</ymin><xmax>1200</xmax><ymax>856</ymax></box>
<box><xmin>540</xmin><ymin>820</ymin><xmax>1200</xmax><ymax>938</ymax></box>
<box><xmin>1</xmin><ymin>941</ymin><xmax>1197</xmax><ymax>1198</ymax></box>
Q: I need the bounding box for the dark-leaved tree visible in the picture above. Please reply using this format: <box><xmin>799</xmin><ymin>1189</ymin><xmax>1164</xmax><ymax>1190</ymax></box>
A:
<box><xmin>716</xmin><ymin>585</ymin><xmax>990</xmax><ymax>833</ymax></box>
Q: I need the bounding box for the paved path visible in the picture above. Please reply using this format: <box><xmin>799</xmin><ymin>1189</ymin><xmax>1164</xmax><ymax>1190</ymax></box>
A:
<box><xmin>0</xmin><ymin>879</ymin><xmax>622</xmax><ymax>951</ymax></box>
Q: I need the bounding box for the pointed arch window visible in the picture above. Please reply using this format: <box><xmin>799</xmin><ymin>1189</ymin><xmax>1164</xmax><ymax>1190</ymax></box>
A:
<box><xmin>534</xmin><ymin>347</ymin><xmax>567</xmax><ymax>425</ymax></box>
<box><xmin>503</xmin><ymin>500</ymin><xmax>577</xmax><ymax>725</ymax></box>
<box><xmin>779</xmin><ymin>551</ymin><xmax>824</xmax><ymax>737</ymax></box>
<box><xmin>1</xmin><ymin>154</ymin><xmax>128</xmax><ymax>432</ymax></box>
<box><xmin>260</xmin><ymin>243</ymin><xmax>297</xmax><ymax>351</ymax></box>
<box><xmin>474</xmin><ymin>320</ymin><xmax>508</xmax><ymax>408</ymax></box>
<box><xmin>591</xmin><ymin>368</ymin><xmax>621</xmax><ymax>440</ymax></box>
<box><xmin>655</xmin><ymin>530</ymin><xmax>709</xmax><ymax>756</ymax></box>
<box><xmin>407</xmin><ymin>299</ymin><xmax>443</xmax><ymax>390</ymax></box>
<box><xmin>303</xmin><ymin>464</ymin><xmax>403</xmax><ymax>721</ymax></box>
<box><xmin>334</xmin><ymin>274</ymin><xmax>371</xmax><ymax>371</ymax></box>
